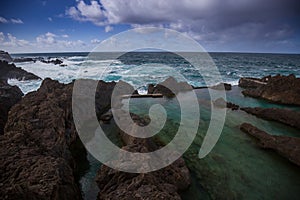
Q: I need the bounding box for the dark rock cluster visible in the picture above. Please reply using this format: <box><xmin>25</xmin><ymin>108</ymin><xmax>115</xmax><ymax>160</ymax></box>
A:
<box><xmin>0</xmin><ymin>61</ymin><xmax>41</xmax><ymax>81</ymax></box>
<box><xmin>0</xmin><ymin>80</ymin><xmax>23</xmax><ymax>134</ymax></box>
<box><xmin>241</xmin><ymin>107</ymin><xmax>300</xmax><ymax>130</ymax></box>
<box><xmin>239</xmin><ymin>74</ymin><xmax>300</xmax><ymax>105</ymax></box>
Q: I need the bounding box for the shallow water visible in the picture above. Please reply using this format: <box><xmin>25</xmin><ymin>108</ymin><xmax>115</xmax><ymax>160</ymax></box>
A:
<box><xmin>125</xmin><ymin>86</ymin><xmax>300</xmax><ymax>199</ymax></box>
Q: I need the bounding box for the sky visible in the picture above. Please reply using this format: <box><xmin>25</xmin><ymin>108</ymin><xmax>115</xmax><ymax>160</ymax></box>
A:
<box><xmin>0</xmin><ymin>0</ymin><xmax>299</xmax><ymax>53</ymax></box>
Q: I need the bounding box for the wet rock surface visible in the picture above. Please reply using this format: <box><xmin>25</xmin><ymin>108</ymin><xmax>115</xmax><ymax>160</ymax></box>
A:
<box><xmin>148</xmin><ymin>77</ymin><xmax>193</xmax><ymax>97</ymax></box>
<box><xmin>0</xmin><ymin>61</ymin><xmax>41</xmax><ymax>81</ymax></box>
<box><xmin>240</xmin><ymin>74</ymin><xmax>300</xmax><ymax>105</ymax></box>
<box><xmin>240</xmin><ymin>123</ymin><xmax>300</xmax><ymax>167</ymax></box>
<box><xmin>0</xmin><ymin>80</ymin><xmax>23</xmax><ymax>134</ymax></box>
<box><xmin>213</xmin><ymin>97</ymin><xmax>240</xmax><ymax>110</ymax></box>
<box><xmin>95</xmin><ymin>113</ymin><xmax>191</xmax><ymax>200</ymax></box>
<box><xmin>241</xmin><ymin>107</ymin><xmax>300</xmax><ymax>130</ymax></box>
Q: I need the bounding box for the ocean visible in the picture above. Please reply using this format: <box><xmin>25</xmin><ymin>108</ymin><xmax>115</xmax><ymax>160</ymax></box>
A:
<box><xmin>9</xmin><ymin>52</ymin><xmax>300</xmax><ymax>94</ymax></box>
<box><xmin>8</xmin><ymin>52</ymin><xmax>300</xmax><ymax>199</ymax></box>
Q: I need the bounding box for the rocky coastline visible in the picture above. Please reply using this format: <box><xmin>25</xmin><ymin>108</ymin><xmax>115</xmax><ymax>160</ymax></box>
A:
<box><xmin>1</xmin><ymin>51</ymin><xmax>300</xmax><ymax>199</ymax></box>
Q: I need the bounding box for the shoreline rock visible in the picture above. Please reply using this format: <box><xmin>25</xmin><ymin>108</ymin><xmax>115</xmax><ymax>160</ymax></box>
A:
<box><xmin>240</xmin><ymin>123</ymin><xmax>300</xmax><ymax>167</ymax></box>
<box><xmin>0</xmin><ymin>80</ymin><xmax>23</xmax><ymax>134</ymax></box>
<box><xmin>241</xmin><ymin>107</ymin><xmax>300</xmax><ymax>130</ymax></box>
<box><xmin>240</xmin><ymin>74</ymin><xmax>300</xmax><ymax>105</ymax></box>
<box><xmin>0</xmin><ymin>50</ymin><xmax>13</xmax><ymax>63</ymax></box>
<box><xmin>0</xmin><ymin>61</ymin><xmax>41</xmax><ymax>81</ymax></box>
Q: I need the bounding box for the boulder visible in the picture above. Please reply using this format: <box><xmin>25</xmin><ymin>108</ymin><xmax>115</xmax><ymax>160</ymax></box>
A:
<box><xmin>241</xmin><ymin>107</ymin><xmax>300</xmax><ymax>130</ymax></box>
<box><xmin>41</xmin><ymin>58</ymin><xmax>63</xmax><ymax>65</ymax></box>
<box><xmin>0</xmin><ymin>50</ymin><xmax>13</xmax><ymax>62</ymax></box>
<box><xmin>148</xmin><ymin>77</ymin><xmax>193</xmax><ymax>97</ymax></box>
<box><xmin>0</xmin><ymin>80</ymin><xmax>23</xmax><ymax>134</ymax></box>
<box><xmin>0</xmin><ymin>61</ymin><xmax>40</xmax><ymax>81</ymax></box>
<box><xmin>241</xmin><ymin>74</ymin><xmax>300</xmax><ymax>105</ymax></box>
<box><xmin>238</xmin><ymin>77</ymin><xmax>267</xmax><ymax>88</ymax></box>
<box><xmin>210</xmin><ymin>83</ymin><xmax>232</xmax><ymax>91</ymax></box>
<box><xmin>240</xmin><ymin>123</ymin><xmax>300</xmax><ymax>167</ymax></box>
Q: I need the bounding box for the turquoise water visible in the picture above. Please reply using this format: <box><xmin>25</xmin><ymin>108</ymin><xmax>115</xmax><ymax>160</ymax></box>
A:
<box><xmin>125</xmin><ymin>86</ymin><xmax>300</xmax><ymax>199</ymax></box>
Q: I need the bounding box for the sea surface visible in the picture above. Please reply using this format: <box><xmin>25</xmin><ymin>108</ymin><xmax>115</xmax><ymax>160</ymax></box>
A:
<box><xmin>9</xmin><ymin>52</ymin><xmax>300</xmax><ymax>199</ymax></box>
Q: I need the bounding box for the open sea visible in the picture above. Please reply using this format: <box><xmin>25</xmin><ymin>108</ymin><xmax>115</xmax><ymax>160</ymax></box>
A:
<box><xmin>8</xmin><ymin>52</ymin><xmax>300</xmax><ymax>199</ymax></box>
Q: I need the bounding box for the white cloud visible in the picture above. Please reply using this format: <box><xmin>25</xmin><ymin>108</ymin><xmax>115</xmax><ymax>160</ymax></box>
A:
<box><xmin>48</xmin><ymin>17</ymin><xmax>53</xmax><ymax>22</ymax></box>
<box><xmin>66</xmin><ymin>0</ymin><xmax>106</xmax><ymax>26</ymax></box>
<box><xmin>104</xmin><ymin>25</ymin><xmax>113</xmax><ymax>32</ymax></box>
<box><xmin>61</xmin><ymin>34</ymin><xmax>69</xmax><ymax>38</ymax></box>
<box><xmin>0</xmin><ymin>16</ymin><xmax>8</xmax><ymax>23</ymax></box>
<box><xmin>0</xmin><ymin>16</ymin><xmax>24</xmax><ymax>24</ymax></box>
<box><xmin>0</xmin><ymin>32</ymin><xmax>5</xmax><ymax>42</ymax></box>
<box><xmin>91</xmin><ymin>38</ymin><xmax>101</xmax><ymax>44</ymax></box>
<box><xmin>11</xmin><ymin>18</ymin><xmax>23</xmax><ymax>24</ymax></box>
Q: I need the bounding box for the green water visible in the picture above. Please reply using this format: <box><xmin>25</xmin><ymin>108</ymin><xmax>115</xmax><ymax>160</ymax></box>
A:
<box><xmin>126</xmin><ymin>86</ymin><xmax>300</xmax><ymax>199</ymax></box>
<box><xmin>80</xmin><ymin>86</ymin><xmax>300</xmax><ymax>199</ymax></box>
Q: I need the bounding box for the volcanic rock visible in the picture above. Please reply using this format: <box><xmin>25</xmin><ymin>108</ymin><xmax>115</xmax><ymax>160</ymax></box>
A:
<box><xmin>0</xmin><ymin>50</ymin><xmax>13</xmax><ymax>62</ymax></box>
<box><xmin>241</xmin><ymin>107</ymin><xmax>300</xmax><ymax>130</ymax></box>
<box><xmin>0</xmin><ymin>60</ymin><xmax>40</xmax><ymax>81</ymax></box>
<box><xmin>240</xmin><ymin>123</ymin><xmax>300</xmax><ymax>167</ymax></box>
<box><xmin>0</xmin><ymin>80</ymin><xmax>23</xmax><ymax>134</ymax></box>
<box><xmin>148</xmin><ymin>77</ymin><xmax>193</xmax><ymax>97</ymax></box>
<box><xmin>240</xmin><ymin>74</ymin><xmax>300</xmax><ymax>105</ymax></box>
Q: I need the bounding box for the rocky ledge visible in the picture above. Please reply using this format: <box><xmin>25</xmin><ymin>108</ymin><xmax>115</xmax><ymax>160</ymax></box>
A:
<box><xmin>0</xmin><ymin>61</ymin><xmax>41</xmax><ymax>81</ymax></box>
<box><xmin>148</xmin><ymin>77</ymin><xmax>193</xmax><ymax>97</ymax></box>
<box><xmin>240</xmin><ymin>123</ymin><xmax>300</xmax><ymax>167</ymax></box>
<box><xmin>239</xmin><ymin>74</ymin><xmax>300</xmax><ymax>105</ymax></box>
<box><xmin>96</xmin><ymin>113</ymin><xmax>191</xmax><ymax>199</ymax></box>
<box><xmin>241</xmin><ymin>107</ymin><xmax>300</xmax><ymax>130</ymax></box>
<box><xmin>0</xmin><ymin>80</ymin><xmax>23</xmax><ymax>134</ymax></box>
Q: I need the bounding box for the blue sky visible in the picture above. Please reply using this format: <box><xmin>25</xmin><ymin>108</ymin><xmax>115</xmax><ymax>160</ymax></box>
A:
<box><xmin>0</xmin><ymin>0</ymin><xmax>299</xmax><ymax>53</ymax></box>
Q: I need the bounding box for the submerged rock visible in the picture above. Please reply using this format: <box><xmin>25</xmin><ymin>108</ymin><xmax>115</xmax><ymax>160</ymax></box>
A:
<box><xmin>148</xmin><ymin>77</ymin><xmax>193</xmax><ymax>97</ymax></box>
<box><xmin>240</xmin><ymin>74</ymin><xmax>300</xmax><ymax>105</ymax></box>
<box><xmin>241</xmin><ymin>107</ymin><xmax>300</xmax><ymax>130</ymax></box>
<box><xmin>0</xmin><ymin>80</ymin><xmax>23</xmax><ymax>134</ymax></box>
<box><xmin>213</xmin><ymin>97</ymin><xmax>239</xmax><ymax>110</ymax></box>
<box><xmin>0</xmin><ymin>60</ymin><xmax>41</xmax><ymax>81</ymax></box>
<box><xmin>240</xmin><ymin>123</ymin><xmax>300</xmax><ymax>167</ymax></box>
<box><xmin>41</xmin><ymin>58</ymin><xmax>64</xmax><ymax>65</ymax></box>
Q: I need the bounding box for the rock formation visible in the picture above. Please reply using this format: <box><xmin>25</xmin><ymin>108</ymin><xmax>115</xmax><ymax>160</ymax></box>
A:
<box><xmin>213</xmin><ymin>97</ymin><xmax>239</xmax><ymax>110</ymax></box>
<box><xmin>0</xmin><ymin>80</ymin><xmax>23</xmax><ymax>134</ymax></box>
<box><xmin>0</xmin><ymin>61</ymin><xmax>41</xmax><ymax>81</ymax></box>
<box><xmin>240</xmin><ymin>74</ymin><xmax>300</xmax><ymax>105</ymax></box>
<box><xmin>0</xmin><ymin>50</ymin><xmax>13</xmax><ymax>62</ymax></box>
<box><xmin>241</xmin><ymin>107</ymin><xmax>300</xmax><ymax>130</ymax></box>
<box><xmin>148</xmin><ymin>77</ymin><xmax>193</xmax><ymax>97</ymax></box>
<box><xmin>210</xmin><ymin>83</ymin><xmax>232</xmax><ymax>91</ymax></box>
<box><xmin>240</xmin><ymin>123</ymin><xmax>300</xmax><ymax>167</ymax></box>
<box><xmin>96</xmin><ymin>113</ymin><xmax>191</xmax><ymax>200</ymax></box>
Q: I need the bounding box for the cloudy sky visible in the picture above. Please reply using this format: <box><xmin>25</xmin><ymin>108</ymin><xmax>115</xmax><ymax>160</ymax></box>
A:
<box><xmin>0</xmin><ymin>0</ymin><xmax>299</xmax><ymax>53</ymax></box>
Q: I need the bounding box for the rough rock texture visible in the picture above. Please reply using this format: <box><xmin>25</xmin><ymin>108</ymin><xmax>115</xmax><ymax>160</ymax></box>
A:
<box><xmin>210</xmin><ymin>83</ymin><xmax>232</xmax><ymax>91</ymax></box>
<box><xmin>41</xmin><ymin>59</ymin><xmax>63</xmax><ymax>65</ymax></box>
<box><xmin>0</xmin><ymin>78</ymin><xmax>83</xmax><ymax>200</ymax></box>
<box><xmin>96</xmin><ymin>114</ymin><xmax>191</xmax><ymax>200</ymax></box>
<box><xmin>240</xmin><ymin>74</ymin><xmax>300</xmax><ymax>105</ymax></box>
<box><xmin>0</xmin><ymin>61</ymin><xmax>41</xmax><ymax>81</ymax></box>
<box><xmin>241</xmin><ymin>107</ymin><xmax>300</xmax><ymax>130</ymax></box>
<box><xmin>0</xmin><ymin>80</ymin><xmax>23</xmax><ymax>134</ymax></box>
<box><xmin>238</xmin><ymin>77</ymin><xmax>268</xmax><ymax>88</ymax></box>
<box><xmin>148</xmin><ymin>77</ymin><xmax>193</xmax><ymax>97</ymax></box>
<box><xmin>0</xmin><ymin>50</ymin><xmax>13</xmax><ymax>62</ymax></box>
<box><xmin>13</xmin><ymin>57</ymin><xmax>35</xmax><ymax>63</ymax></box>
<box><xmin>240</xmin><ymin>123</ymin><xmax>300</xmax><ymax>167</ymax></box>
<box><xmin>213</xmin><ymin>98</ymin><xmax>239</xmax><ymax>110</ymax></box>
